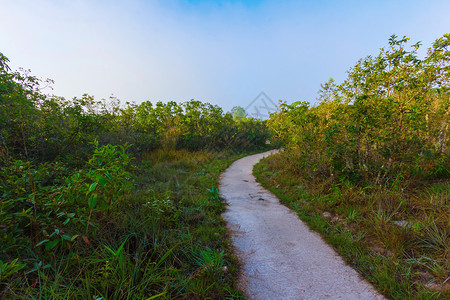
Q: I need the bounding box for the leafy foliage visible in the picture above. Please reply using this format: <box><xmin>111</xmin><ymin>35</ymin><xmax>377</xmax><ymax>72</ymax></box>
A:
<box><xmin>263</xmin><ymin>34</ymin><xmax>450</xmax><ymax>298</ymax></box>
<box><xmin>0</xmin><ymin>51</ymin><xmax>268</xmax><ymax>298</ymax></box>
<box><xmin>269</xmin><ymin>34</ymin><xmax>449</xmax><ymax>185</ymax></box>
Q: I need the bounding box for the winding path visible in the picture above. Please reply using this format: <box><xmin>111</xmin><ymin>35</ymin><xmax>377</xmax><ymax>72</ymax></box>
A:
<box><xmin>220</xmin><ymin>150</ymin><xmax>384</xmax><ymax>300</ymax></box>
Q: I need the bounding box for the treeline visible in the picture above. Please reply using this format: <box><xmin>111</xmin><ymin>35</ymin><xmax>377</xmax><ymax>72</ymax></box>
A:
<box><xmin>269</xmin><ymin>34</ymin><xmax>449</xmax><ymax>185</ymax></box>
<box><xmin>1</xmin><ymin>56</ymin><xmax>269</xmax><ymax>166</ymax></box>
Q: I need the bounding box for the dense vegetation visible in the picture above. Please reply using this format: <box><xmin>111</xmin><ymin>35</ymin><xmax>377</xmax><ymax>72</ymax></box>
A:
<box><xmin>2</xmin><ymin>33</ymin><xmax>448</xmax><ymax>299</ymax></box>
<box><xmin>256</xmin><ymin>34</ymin><xmax>449</xmax><ymax>298</ymax></box>
<box><xmin>0</xmin><ymin>52</ymin><xmax>270</xmax><ymax>298</ymax></box>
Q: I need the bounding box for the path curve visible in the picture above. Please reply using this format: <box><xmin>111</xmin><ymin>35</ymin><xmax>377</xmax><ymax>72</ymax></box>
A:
<box><xmin>220</xmin><ymin>150</ymin><xmax>384</xmax><ymax>300</ymax></box>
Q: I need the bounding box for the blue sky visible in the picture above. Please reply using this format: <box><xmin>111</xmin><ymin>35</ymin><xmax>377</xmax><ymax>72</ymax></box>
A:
<box><xmin>1</xmin><ymin>0</ymin><xmax>449</xmax><ymax>112</ymax></box>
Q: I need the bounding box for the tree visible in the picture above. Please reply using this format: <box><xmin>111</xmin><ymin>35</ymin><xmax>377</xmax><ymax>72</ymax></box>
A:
<box><xmin>231</xmin><ymin>106</ymin><xmax>246</xmax><ymax>120</ymax></box>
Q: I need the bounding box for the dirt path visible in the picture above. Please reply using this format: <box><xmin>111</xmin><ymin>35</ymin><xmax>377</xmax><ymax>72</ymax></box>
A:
<box><xmin>220</xmin><ymin>150</ymin><xmax>384</xmax><ymax>300</ymax></box>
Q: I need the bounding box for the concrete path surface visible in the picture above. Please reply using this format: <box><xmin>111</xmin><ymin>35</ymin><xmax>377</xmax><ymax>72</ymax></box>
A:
<box><xmin>220</xmin><ymin>150</ymin><xmax>385</xmax><ymax>300</ymax></box>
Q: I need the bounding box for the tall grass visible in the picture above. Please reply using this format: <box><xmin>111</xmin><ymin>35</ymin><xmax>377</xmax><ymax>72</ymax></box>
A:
<box><xmin>254</xmin><ymin>152</ymin><xmax>449</xmax><ymax>299</ymax></box>
<box><xmin>1</xmin><ymin>150</ymin><xmax>245</xmax><ymax>299</ymax></box>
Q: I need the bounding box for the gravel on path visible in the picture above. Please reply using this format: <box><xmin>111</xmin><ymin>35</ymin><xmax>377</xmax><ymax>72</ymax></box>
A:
<box><xmin>220</xmin><ymin>150</ymin><xmax>385</xmax><ymax>300</ymax></box>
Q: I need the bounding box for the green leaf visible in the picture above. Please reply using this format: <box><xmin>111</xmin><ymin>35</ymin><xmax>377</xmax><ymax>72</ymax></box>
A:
<box><xmin>145</xmin><ymin>291</ymin><xmax>166</xmax><ymax>300</ymax></box>
<box><xmin>62</xmin><ymin>234</ymin><xmax>71</xmax><ymax>241</ymax></box>
<box><xmin>155</xmin><ymin>245</ymin><xmax>176</xmax><ymax>269</ymax></box>
<box><xmin>45</xmin><ymin>239</ymin><xmax>59</xmax><ymax>251</ymax></box>
<box><xmin>104</xmin><ymin>245</ymin><xmax>117</xmax><ymax>256</ymax></box>
<box><xmin>35</xmin><ymin>239</ymin><xmax>49</xmax><ymax>247</ymax></box>
<box><xmin>88</xmin><ymin>194</ymin><xmax>97</xmax><ymax>208</ymax></box>
<box><xmin>88</xmin><ymin>182</ymin><xmax>98</xmax><ymax>193</ymax></box>
<box><xmin>98</xmin><ymin>176</ymin><xmax>107</xmax><ymax>187</ymax></box>
<box><xmin>49</xmin><ymin>229</ymin><xmax>59</xmax><ymax>238</ymax></box>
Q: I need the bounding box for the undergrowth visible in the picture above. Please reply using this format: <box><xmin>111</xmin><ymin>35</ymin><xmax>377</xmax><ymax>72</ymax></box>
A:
<box><xmin>1</xmin><ymin>149</ymin><xmax>245</xmax><ymax>299</ymax></box>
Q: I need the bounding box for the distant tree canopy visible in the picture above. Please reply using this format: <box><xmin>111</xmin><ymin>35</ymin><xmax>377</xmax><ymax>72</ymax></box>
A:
<box><xmin>231</xmin><ymin>106</ymin><xmax>246</xmax><ymax>120</ymax></box>
<box><xmin>0</xmin><ymin>52</ymin><xmax>272</xmax><ymax>166</ymax></box>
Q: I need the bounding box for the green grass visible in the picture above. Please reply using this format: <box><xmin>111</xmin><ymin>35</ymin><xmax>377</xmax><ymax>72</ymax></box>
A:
<box><xmin>1</xmin><ymin>149</ymin><xmax>246</xmax><ymax>299</ymax></box>
<box><xmin>253</xmin><ymin>152</ymin><xmax>449</xmax><ymax>299</ymax></box>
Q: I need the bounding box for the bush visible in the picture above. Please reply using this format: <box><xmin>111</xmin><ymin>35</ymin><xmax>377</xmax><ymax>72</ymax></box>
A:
<box><xmin>268</xmin><ymin>34</ymin><xmax>450</xmax><ymax>186</ymax></box>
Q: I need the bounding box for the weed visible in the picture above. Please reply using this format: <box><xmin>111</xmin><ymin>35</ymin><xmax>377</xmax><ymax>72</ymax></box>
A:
<box><xmin>0</xmin><ymin>259</ymin><xmax>26</xmax><ymax>283</ymax></box>
<box><xmin>207</xmin><ymin>187</ymin><xmax>220</xmax><ymax>201</ymax></box>
<box><xmin>193</xmin><ymin>248</ymin><xmax>225</xmax><ymax>273</ymax></box>
<box><xmin>421</xmin><ymin>222</ymin><xmax>449</xmax><ymax>258</ymax></box>
<box><xmin>1</xmin><ymin>150</ymin><xmax>244</xmax><ymax>299</ymax></box>
<box><xmin>345</xmin><ymin>207</ymin><xmax>362</xmax><ymax>223</ymax></box>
